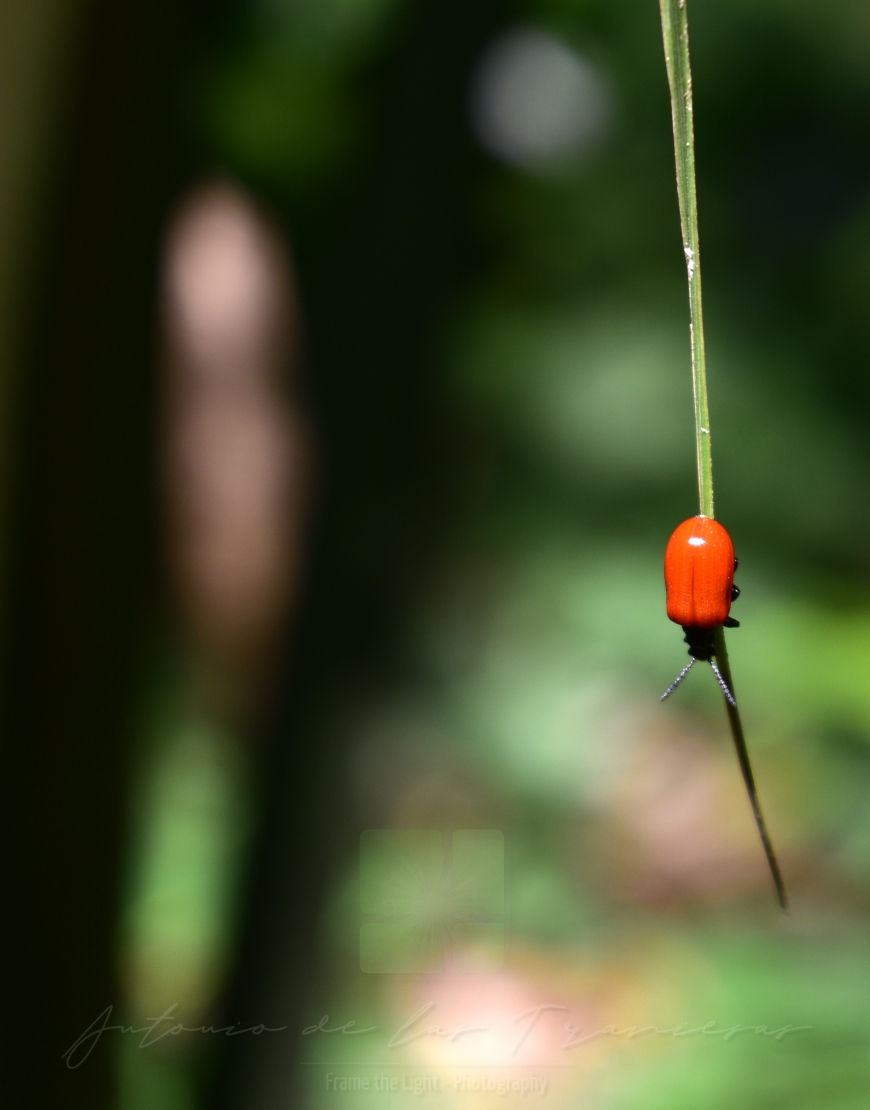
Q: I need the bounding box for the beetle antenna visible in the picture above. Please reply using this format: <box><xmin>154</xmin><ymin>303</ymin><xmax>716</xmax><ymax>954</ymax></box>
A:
<box><xmin>709</xmin><ymin>659</ymin><xmax>737</xmax><ymax>707</ymax></box>
<box><xmin>660</xmin><ymin>658</ymin><xmax>695</xmax><ymax>701</ymax></box>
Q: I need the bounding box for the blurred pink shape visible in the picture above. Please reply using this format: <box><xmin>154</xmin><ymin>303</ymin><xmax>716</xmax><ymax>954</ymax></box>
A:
<box><xmin>162</xmin><ymin>181</ymin><xmax>311</xmax><ymax>696</ymax></box>
<box><xmin>378</xmin><ymin>948</ymin><xmax>670</xmax><ymax>1108</ymax></box>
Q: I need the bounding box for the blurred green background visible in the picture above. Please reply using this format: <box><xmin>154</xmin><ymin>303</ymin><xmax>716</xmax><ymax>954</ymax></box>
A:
<box><xmin>2</xmin><ymin>0</ymin><xmax>870</xmax><ymax>1108</ymax></box>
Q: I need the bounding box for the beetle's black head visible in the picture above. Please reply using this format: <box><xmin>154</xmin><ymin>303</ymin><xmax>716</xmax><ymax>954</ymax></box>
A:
<box><xmin>681</xmin><ymin>625</ymin><xmax>716</xmax><ymax>661</ymax></box>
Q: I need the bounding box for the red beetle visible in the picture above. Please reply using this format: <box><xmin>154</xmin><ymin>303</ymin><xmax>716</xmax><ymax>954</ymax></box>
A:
<box><xmin>661</xmin><ymin>515</ymin><xmax>740</xmax><ymax>704</ymax></box>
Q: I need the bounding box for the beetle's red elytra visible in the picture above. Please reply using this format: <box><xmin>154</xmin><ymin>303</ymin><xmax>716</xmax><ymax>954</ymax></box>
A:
<box><xmin>660</xmin><ymin>515</ymin><xmax>740</xmax><ymax>706</ymax></box>
<box><xmin>664</xmin><ymin>515</ymin><xmax>736</xmax><ymax>629</ymax></box>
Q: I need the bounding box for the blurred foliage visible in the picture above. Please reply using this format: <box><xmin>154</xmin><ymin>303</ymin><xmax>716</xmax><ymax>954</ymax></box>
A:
<box><xmin>198</xmin><ymin>0</ymin><xmax>405</xmax><ymax>180</ymax></box>
<box><xmin>124</xmin><ymin>0</ymin><xmax>870</xmax><ymax>1107</ymax></box>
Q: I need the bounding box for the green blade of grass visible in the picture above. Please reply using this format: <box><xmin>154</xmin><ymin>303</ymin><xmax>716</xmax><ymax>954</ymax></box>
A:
<box><xmin>658</xmin><ymin>0</ymin><xmax>712</xmax><ymax>519</ymax></box>
<box><xmin>658</xmin><ymin>0</ymin><xmax>789</xmax><ymax>911</ymax></box>
<box><xmin>714</xmin><ymin>628</ymin><xmax>790</xmax><ymax>911</ymax></box>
